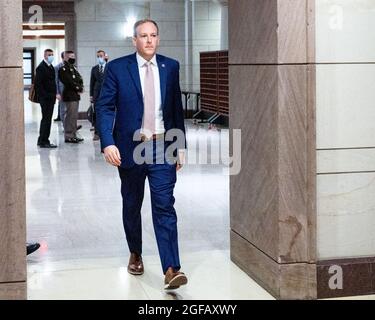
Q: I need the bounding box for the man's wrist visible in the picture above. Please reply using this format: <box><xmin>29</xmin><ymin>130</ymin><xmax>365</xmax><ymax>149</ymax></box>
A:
<box><xmin>177</xmin><ymin>149</ymin><xmax>186</xmax><ymax>165</ymax></box>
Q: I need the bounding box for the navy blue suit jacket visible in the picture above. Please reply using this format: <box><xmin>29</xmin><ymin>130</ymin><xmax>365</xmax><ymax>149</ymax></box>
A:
<box><xmin>96</xmin><ymin>52</ymin><xmax>186</xmax><ymax>168</ymax></box>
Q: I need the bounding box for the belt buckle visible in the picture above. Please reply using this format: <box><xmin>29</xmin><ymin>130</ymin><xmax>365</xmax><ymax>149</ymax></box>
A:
<box><xmin>141</xmin><ymin>133</ymin><xmax>164</xmax><ymax>142</ymax></box>
<box><xmin>154</xmin><ymin>134</ymin><xmax>164</xmax><ymax>141</ymax></box>
<box><xmin>141</xmin><ymin>134</ymin><xmax>152</xmax><ymax>142</ymax></box>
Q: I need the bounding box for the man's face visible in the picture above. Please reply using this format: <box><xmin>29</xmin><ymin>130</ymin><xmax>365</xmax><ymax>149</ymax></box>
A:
<box><xmin>97</xmin><ymin>51</ymin><xmax>105</xmax><ymax>59</ymax></box>
<box><xmin>132</xmin><ymin>22</ymin><xmax>160</xmax><ymax>59</ymax></box>
<box><xmin>66</xmin><ymin>53</ymin><xmax>75</xmax><ymax>61</ymax></box>
<box><xmin>44</xmin><ymin>51</ymin><xmax>54</xmax><ymax>60</ymax></box>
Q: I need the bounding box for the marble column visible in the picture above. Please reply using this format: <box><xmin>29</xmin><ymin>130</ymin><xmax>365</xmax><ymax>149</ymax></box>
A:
<box><xmin>229</xmin><ymin>0</ymin><xmax>317</xmax><ymax>299</ymax></box>
<box><xmin>0</xmin><ymin>0</ymin><xmax>26</xmax><ymax>299</ymax></box>
<box><xmin>65</xmin><ymin>17</ymin><xmax>77</xmax><ymax>57</ymax></box>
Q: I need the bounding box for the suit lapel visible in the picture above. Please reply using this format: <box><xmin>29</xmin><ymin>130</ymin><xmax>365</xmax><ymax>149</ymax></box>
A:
<box><xmin>157</xmin><ymin>54</ymin><xmax>167</xmax><ymax>108</ymax></box>
<box><xmin>127</xmin><ymin>53</ymin><xmax>143</xmax><ymax>101</ymax></box>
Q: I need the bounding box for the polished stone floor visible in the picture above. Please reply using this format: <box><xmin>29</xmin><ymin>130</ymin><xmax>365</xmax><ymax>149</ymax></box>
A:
<box><xmin>25</xmin><ymin>108</ymin><xmax>229</xmax><ymax>260</ymax></box>
<box><xmin>24</xmin><ymin>93</ymin><xmax>274</xmax><ymax>299</ymax></box>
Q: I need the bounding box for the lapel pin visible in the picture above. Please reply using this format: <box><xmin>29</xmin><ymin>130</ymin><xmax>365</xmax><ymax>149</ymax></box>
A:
<box><xmin>162</xmin><ymin>64</ymin><xmax>165</xmax><ymax>68</ymax></box>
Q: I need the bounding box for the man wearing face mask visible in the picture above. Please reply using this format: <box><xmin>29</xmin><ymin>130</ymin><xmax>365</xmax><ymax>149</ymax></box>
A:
<box><xmin>34</xmin><ymin>49</ymin><xmax>58</xmax><ymax>148</ymax></box>
<box><xmin>90</xmin><ymin>50</ymin><xmax>108</xmax><ymax>141</ymax></box>
<box><xmin>54</xmin><ymin>51</ymin><xmax>66</xmax><ymax>123</ymax></box>
<box><xmin>58</xmin><ymin>50</ymin><xmax>84</xmax><ymax>143</ymax></box>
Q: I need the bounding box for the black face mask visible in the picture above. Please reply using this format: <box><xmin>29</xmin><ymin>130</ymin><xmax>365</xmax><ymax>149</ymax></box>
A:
<box><xmin>68</xmin><ymin>58</ymin><xmax>76</xmax><ymax>65</ymax></box>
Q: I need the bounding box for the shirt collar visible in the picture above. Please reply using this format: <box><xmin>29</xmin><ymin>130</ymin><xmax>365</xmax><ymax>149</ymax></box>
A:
<box><xmin>136</xmin><ymin>52</ymin><xmax>157</xmax><ymax>67</ymax></box>
<box><xmin>44</xmin><ymin>59</ymin><xmax>51</xmax><ymax>66</ymax></box>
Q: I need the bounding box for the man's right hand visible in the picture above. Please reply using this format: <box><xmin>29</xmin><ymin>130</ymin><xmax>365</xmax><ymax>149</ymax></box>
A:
<box><xmin>103</xmin><ymin>145</ymin><xmax>121</xmax><ymax>167</ymax></box>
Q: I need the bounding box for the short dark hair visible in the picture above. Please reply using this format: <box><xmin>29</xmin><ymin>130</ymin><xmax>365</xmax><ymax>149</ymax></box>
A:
<box><xmin>133</xmin><ymin>19</ymin><xmax>159</xmax><ymax>37</ymax></box>
<box><xmin>61</xmin><ymin>51</ymin><xmax>65</xmax><ymax>59</ymax></box>
<box><xmin>65</xmin><ymin>50</ymin><xmax>74</xmax><ymax>55</ymax></box>
<box><xmin>97</xmin><ymin>50</ymin><xmax>106</xmax><ymax>55</ymax></box>
<box><xmin>44</xmin><ymin>49</ymin><xmax>53</xmax><ymax>54</ymax></box>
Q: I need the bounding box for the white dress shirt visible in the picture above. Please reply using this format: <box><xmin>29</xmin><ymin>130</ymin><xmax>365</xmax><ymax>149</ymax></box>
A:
<box><xmin>136</xmin><ymin>52</ymin><xmax>165</xmax><ymax>135</ymax></box>
<box><xmin>98</xmin><ymin>62</ymin><xmax>106</xmax><ymax>72</ymax></box>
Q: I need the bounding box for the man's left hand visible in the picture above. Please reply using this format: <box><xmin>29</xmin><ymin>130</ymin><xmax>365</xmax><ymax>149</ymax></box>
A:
<box><xmin>177</xmin><ymin>150</ymin><xmax>185</xmax><ymax>171</ymax></box>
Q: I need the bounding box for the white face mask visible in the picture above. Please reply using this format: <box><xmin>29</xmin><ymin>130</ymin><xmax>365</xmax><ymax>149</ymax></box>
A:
<box><xmin>47</xmin><ymin>55</ymin><xmax>54</xmax><ymax>64</ymax></box>
<box><xmin>97</xmin><ymin>57</ymin><xmax>105</xmax><ymax>65</ymax></box>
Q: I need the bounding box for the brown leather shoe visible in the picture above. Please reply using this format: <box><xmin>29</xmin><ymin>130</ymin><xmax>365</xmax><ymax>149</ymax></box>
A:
<box><xmin>164</xmin><ymin>267</ymin><xmax>188</xmax><ymax>290</ymax></box>
<box><xmin>127</xmin><ymin>253</ymin><xmax>144</xmax><ymax>275</ymax></box>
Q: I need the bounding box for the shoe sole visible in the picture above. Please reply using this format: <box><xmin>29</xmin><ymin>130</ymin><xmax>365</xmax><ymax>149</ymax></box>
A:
<box><xmin>127</xmin><ymin>269</ymin><xmax>144</xmax><ymax>276</ymax></box>
<box><xmin>27</xmin><ymin>243</ymin><xmax>41</xmax><ymax>255</ymax></box>
<box><xmin>164</xmin><ymin>274</ymin><xmax>188</xmax><ymax>290</ymax></box>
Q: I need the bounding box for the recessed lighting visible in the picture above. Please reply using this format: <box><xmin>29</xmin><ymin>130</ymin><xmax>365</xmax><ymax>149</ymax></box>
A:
<box><xmin>124</xmin><ymin>16</ymin><xmax>137</xmax><ymax>38</ymax></box>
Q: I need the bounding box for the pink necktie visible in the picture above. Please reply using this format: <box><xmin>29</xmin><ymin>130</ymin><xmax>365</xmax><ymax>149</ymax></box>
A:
<box><xmin>143</xmin><ymin>61</ymin><xmax>155</xmax><ymax>137</ymax></box>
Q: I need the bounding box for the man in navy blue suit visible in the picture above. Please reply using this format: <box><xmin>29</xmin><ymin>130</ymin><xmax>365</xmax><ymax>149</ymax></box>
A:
<box><xmin>96</xmin><ymin>19</ymin><xmax>188</xmax><ymax>290</ymax></box>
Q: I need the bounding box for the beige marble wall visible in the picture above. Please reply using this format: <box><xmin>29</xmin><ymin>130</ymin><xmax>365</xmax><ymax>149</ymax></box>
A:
<box><xmin>229</xmin><ymin>0</ymin><xmax>317</xmax><ymax>299</ymax></box>
<box><xmin>316</xmin><ymin>0</ymin><xmax>375</xmax><ymax>260</ymax></box>
<box><xmin>0</xmin><ymin>0</ymin><xmax>26</xmax><ymax>300</ymax></box>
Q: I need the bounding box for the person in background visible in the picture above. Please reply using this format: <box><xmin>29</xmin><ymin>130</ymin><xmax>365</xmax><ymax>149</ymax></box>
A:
<box><xmin>58</xmin><ymin>51</ymin><xmax>84</xmax><ymax>144</ymax></box>
<box><xmin>54</xmin><ymin>51</ymin><xmax>66</xmax><ymax>123</ymax></box>
<box><xmin>34</xmin><ymin>48</ymin><xmax>57</xmax><ymax>148</ymax></box>
<box><xmin>55</xmin><ymin>51</ymin><xmax>82</xmax><ymax>131</ymax></box>
<box><xmin>90</xmin><ymin>49</ymin><xmax>108</xmax><ymax>141</ymax></box>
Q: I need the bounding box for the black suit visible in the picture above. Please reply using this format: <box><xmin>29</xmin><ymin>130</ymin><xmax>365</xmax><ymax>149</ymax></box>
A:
<box><xmin>34</xmin><ymin>60</ymin><xmax>57</xmax><ymax>145</ymax></box>
<box><xmin>90</xmin><ymin>64</ymin><xmax>105</xmax><ymax>134</ymax></box>
<box><xmin>90</xmin><ymin>64</ymin><xmax>105</xmax><ymax>102</ymax></box>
